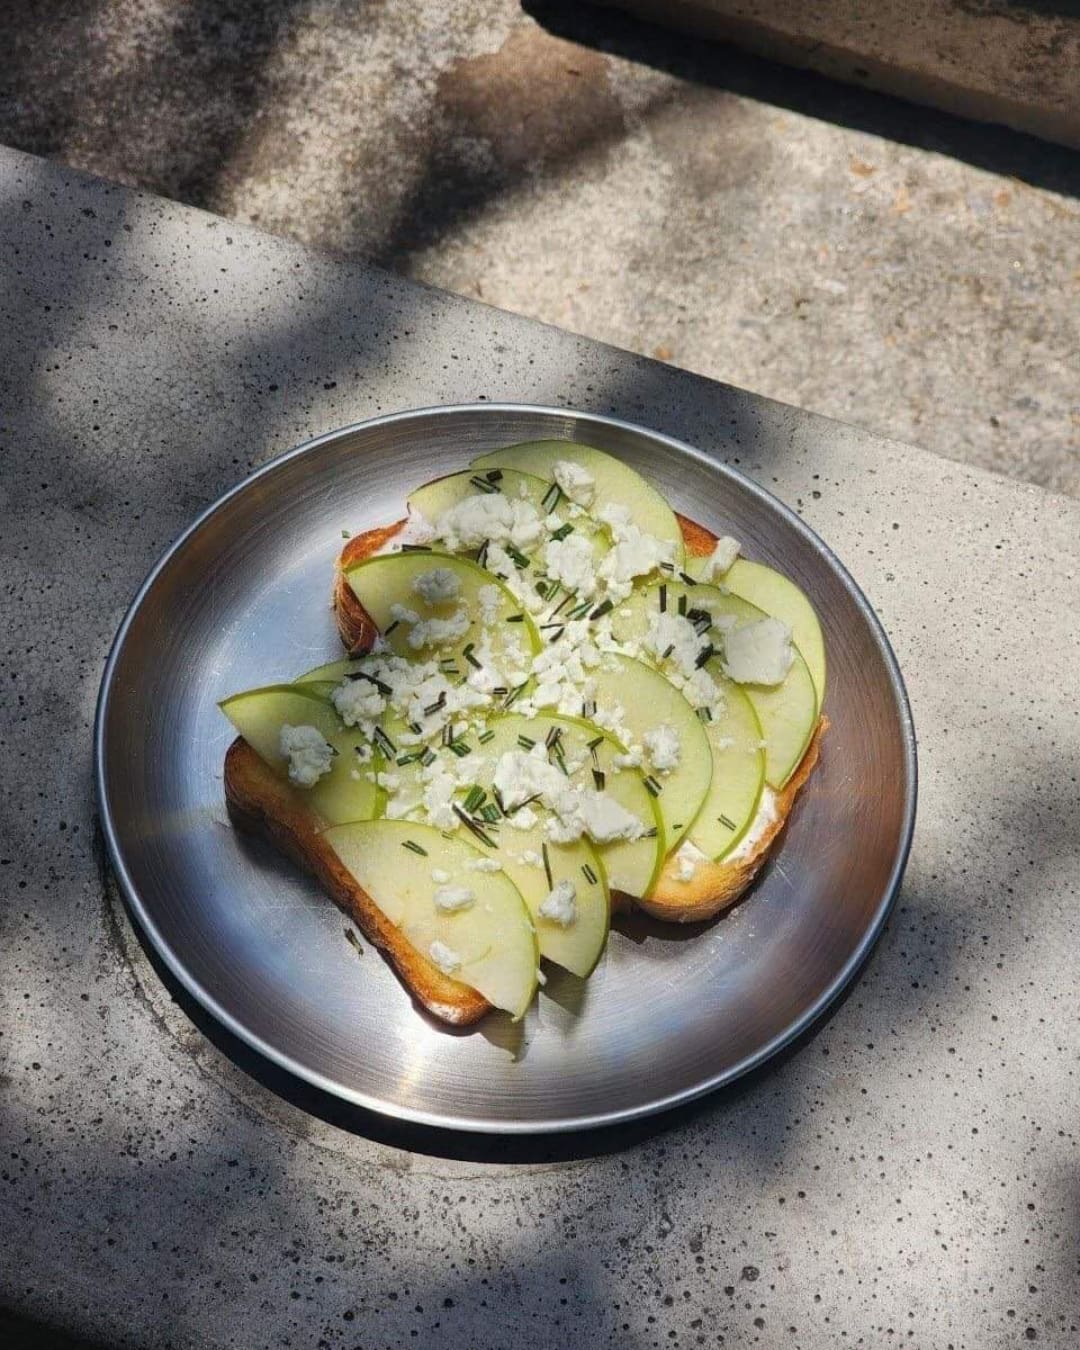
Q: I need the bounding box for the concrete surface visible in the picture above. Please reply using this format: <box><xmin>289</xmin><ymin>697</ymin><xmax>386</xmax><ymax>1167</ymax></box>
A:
<box><xmin>2</xmin><ymin>145</ymin><xmax>1080</xmax><ymax>1349</ymax></box>
<box><xmin>600</xmin><ymin>0</ymin><xmax>1080</xmax><ymax>149</ymax></box>
<box><xmin>0</xmin><ymin>1</ymin><xmax>1077</xmax><ymax>497</ymax></box>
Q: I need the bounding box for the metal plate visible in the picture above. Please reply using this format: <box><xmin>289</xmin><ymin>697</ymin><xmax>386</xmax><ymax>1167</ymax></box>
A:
<box><xmin>95</xmin><ymin>403</ymin><xmax>916</xmax><ymax>1133</ymax></box>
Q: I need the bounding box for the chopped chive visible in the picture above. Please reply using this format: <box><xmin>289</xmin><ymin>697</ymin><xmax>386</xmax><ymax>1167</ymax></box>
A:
<box><xmin>544</xmin><ymin>725</ymin><xmax>562</xmax><ymax>750</ymax></box>
<box><xmin>589</xmin><ymin>598</ymin><xmax>614</xmax><ymax>621</ymax></box>
<box><xmin>592</xmin><ymin>768</ymin><xmax>606</xmax><ymax>791</ymax></box>
<box><xmin>679</xmin><ymin>572</ymin><xmax>699</xmax><ymax>586</ymax></box>
<box><xmin>485</xmin><ymin>468</ymin><xmax>503</xmax><ymax>483</ymax></box>
<box><xmin>696</xmin><ymin>706</ymin><xmax>713</xmax><ymax>723</ymax></box>
<box><xmin>643</xmin><ymin>827</ymin><xmax>659</xmax><ymax>839</ymax></box>
<box><xmin>463</xmin><ymin>785</ymin><xmax>486</xmax><ymax>813</ymax></box>
<box><xmin>644</xmin><ymin>775</ymin><xmax>663</xmax><ymax>797</ymax></box>
<box><xmin>401</xmin><ymin>543</ymin><xmax>432</xmax><ymax>553</ymax></box>
<box><xmin>421</xmin><ymin>748</ymin><xmax>437</xmax><ymax>766</ymax></box>
<box><xmin>492</xmin><ymin>785</ymin><xmax>506</xmax><ymax>815</ymax></box>
<box><xmin>346</xmin><ymin>669</ymin><xmax>392</xmax><ymax>695</ymax></box>
<box><xmin>677</xmin><ymin>593</ymin><xmax>687</xmax><ymax>616</ymax></box>
<box><xmin>505</xmin><ymin>544</ymin><xmax>530</xmax><ymax>569</ymax></box>
<box><xmin>550</xmin><ymin>523</ymin><xmax>574</xmax><ymax>541</ymax></box>
<box><xmin>541</xmin><ymin>842</ymin><xmax>553</xmax><ymax>889</ymax></box>
<box><xmin>659</xmin><ymin>561</ymin><xmax>675</xmax><ymax>573</ymax></box>
<box><xmin>396</xmin><ymin>751</ymin><xmax>424</xmax><ymax>766</ymax></box>
<box><xmin>535</xmin><ymin>580</ymin><xmax>550</xmax><ymax>600</ymax></box>
<box><xmin>342</xmin><ymin>529</ymin><xmax>351</xmax><ymax>539</ymax></box>
<box><xmin>401</xmin><ymin>839</ymin><xmax>428</xmax><ymax>856</ymax></box>
<box><xmin>503</xmin><ymin>682</ymin><xmax>529</xmax><ymax>708</ymax></box>
<box><xmin>479</xmin><ymin>803</ymin><xmax>502</xmax><ymax>823</ymax></box>
<box><xmin>694</xmin><ymin>643</ymin><xmax>716</xmax><ymax>669</ymax></box>
<box><xmin>540</xmin><ymin>482</ymin><xmax>563</xmax><ymax>512</ymax></box>
<box><xmin>566</xmin><ymin>601</ymin><xmax>591</xmax><ymax>621</ymax></box>
<box><xmin>491</xmin><ymin>686</ymin><xmax>508</xmax><ymax>697</ymax></box>
<box><xmin>469</xmin><ymin>474</ymin><xmax>499</xmax><ymax>494</ymax></box>
<box><xmin>383</xmin><ymin>619</ymin><xmax>399</xmax><ymax>637</ymax></box>
<box><xmin>462</xmin><ymin>643</ymin><xmax>482</xmax><ymax>669</ymax></box>
<box><xmin>424</xmin><ymin>692</ymin><xmax>448</xmax><ymax>715</ymax></box>
<box><xmin>549</xmin><ymin>590</ymin><xmax>573</xmax><ymax>617</ymax></box>
<box><xmin>517</xmin><ymin>734</ymin><xmax>536</xmax><ymax>750</ymax></box>
<box><xmin>582</xmin><ymin>700</ymin><xmax>597</xmax><ymax>718</ymax></box>
<box><xmin>453</xmin><ymin>804</ymin><xmax>497</xmax><ymax>847</ymax></box>
<box><xmin>344</xmin><ymin>926</ymin><xmax>363</xmax><ymax>955</ymax></box>
<box><xmin>582</xmin><ymin>863</ymin><xmax>599</xmax><ymax>885</ymax></box>
<box><xmin>718</xmin><ymin>813</ymin><xmax>737</xmax><ymax>831</ymax></box>
<box><xmin>505</xmin><ymin>792</ymin><xmax>540</xmax><ymax>817</ymax></box>
<box><xmin>448</xmin><ymin>739</ymin><xmax>472</xmax><ymax>758</ymax></box>
<box><xmin>478</xmin><ymin>728</ymin><xmax>496</xmax><ymax>744</ymax></box>
<box><xmin>586</xmin><ymin>735</ymin><xmax>604</xmax><ymax>751</ymax></box>
<box><xmin>442</xmin><ymin>724</ymin><xmax>453</xmax><ymax>747</ymax></box>
<box><xmin>476</xmin><ymin>540</ymin><xmax>490</xmax><ymax>568</ymax></box>
<box><xmin>661</xmin><ymin>643</ymin><xmax>675</xmax><ymax>660</ymax></box>
<box><xmin>546</xmin><ymin>626</ymin><xmax>565</xmax><ymax>644</ymax></box>
<box><xmin>506</xmin><ymin>613</ymin><xmax>525</xmax><ymax>623</ymax></box>
<box><xmin>552</xmin><ymin>744</ymin><xmax>569</xmax><ymax>775</ymax></box>
<box><xmin>373</xmin><ymin>727</ymin><xmax>396</xmax><ymax>756</ymax></box>
<box><xmin>659</xmin><ymin>583</ymin><xmax>667</xmax><ymax>613</ymax></box>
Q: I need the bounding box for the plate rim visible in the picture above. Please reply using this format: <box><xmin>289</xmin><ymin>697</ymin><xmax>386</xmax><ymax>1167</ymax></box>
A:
<box><xmin>94</xmin><ymin>401</ymin><xmax>918</xmax><ymax>1134</ymax></box>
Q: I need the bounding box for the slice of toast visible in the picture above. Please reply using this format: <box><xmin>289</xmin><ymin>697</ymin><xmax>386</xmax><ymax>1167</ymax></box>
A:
<box><xmin>224</xmin><ymin>505</ymin><xmax>825</xmax><ymax>1024</ymax></box>
<box><xmin>224</xmin><ymin>737</ymin><xmax>490</xmax><ymax>1025</ymax></box>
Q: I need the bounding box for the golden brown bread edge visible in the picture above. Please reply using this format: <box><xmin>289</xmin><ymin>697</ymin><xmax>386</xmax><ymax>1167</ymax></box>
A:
<box><xmin>223</xmin><ymin>507</ymin><xmax>825</xmax><ymax>1024</ymax></box>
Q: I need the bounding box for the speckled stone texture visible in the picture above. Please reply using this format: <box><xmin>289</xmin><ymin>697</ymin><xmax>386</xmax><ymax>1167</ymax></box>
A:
<box><xmin>0</xmin><ymin>1</ymin><xmax>1077</xmax><ymax>497</ymax></box>
<box><xmin>2</xmin><ymin>146</ymin><xmax>1079</xmax><ymax>1348</ymax></box>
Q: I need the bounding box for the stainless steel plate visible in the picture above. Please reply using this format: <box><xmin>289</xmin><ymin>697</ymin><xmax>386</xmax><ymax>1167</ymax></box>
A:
<box><xmin>96</xmin><ymin>404</ymin><xmax>916</xmax><ymax>1133</ymax></box>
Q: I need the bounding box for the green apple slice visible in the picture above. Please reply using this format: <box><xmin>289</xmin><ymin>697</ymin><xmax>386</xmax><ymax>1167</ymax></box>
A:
<box><xmin>323</xmin><ymin>820</ymin><xmax>539</xmax><ymax>1019</ymax></box>
<box><xmin>470</xmin><ymin>441</ymin><xmax>685</xmax><ymax>566</ymax></box>
<box><xmin>450</xmin><ymin>714</ymin><xmax>610</xmax><ymax>978</ymax></box>
<box><xmin>344</xmin><ymin>551</ymin><xmax>540</xmax><ymax>675</ymax></box>
<box><xmin>408</xmin><ymin>467</ymin><xmax>551</xmax><ymax>521</ymax></box>
<box><xmin>687</xmin><ymin>676</ymin><xmax>765</xmax><ymax>860</ymax></box>
<box><xmin>691</xmin><ymin>590</ymin><xmax>818</xmax><ymax>789</ymax></box>
<box><xmin>295</xmin><ymin>658</ymin><xmax>359</xmax><ymax>684</ymax></box>
<box><xmin>588</xmin><ymin>652</ymin><xmax>711</xmax><ymax>851</ymax></box>
<box><xmin>607</xmin><ymin>579</ymin><xmax>817</xmax><ymax>790</ymax></box>
<box><xmin>719</xmin><ymin>559</ymin><xmax>825</xmax><ymax>707</ymax></box>
<box><xmin>219</xmin><ymin>684</ymin><xmax>383</xmax><ymax>824</ymax></box>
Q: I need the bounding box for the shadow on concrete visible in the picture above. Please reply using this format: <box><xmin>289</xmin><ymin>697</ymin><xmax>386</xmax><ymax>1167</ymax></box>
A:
<box><xmin>524</xmin><ymin>0</ymin><xmax>1080</xmax><ymax>199</ymax></box>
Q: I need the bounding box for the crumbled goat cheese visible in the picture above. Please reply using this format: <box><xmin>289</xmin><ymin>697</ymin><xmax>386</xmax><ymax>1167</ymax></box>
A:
<box><xmin>279</xmin><ymin>724</ymin><xmax>335</xmax><ymax>787</ymax></box>
<box><xmin>548</xmin><ymin>791</ymin><xmax>645</xmax><ymax>845</ymax></box>
<box><xmin>675</xmin><ymin>840</ymin><xmax>705</xmax><ymax>882</ymax></box>
<box><xmin>389</xmin><ymin>602</ymin><xmax>470</xmax><ymax>650</ymax></box>
<box><xmin>644</xmin><ymin>611</ymin><xmax>708</xmax><ymax>680</ymax></box>
<box><xmin>595</xmin><ymin>503</ymin><xmax>676</xmax><ymax>599</ymax></box>
<box><xmin>433</xmin><ymin>493</ymin><xmax>546</xmax><ymax>553</ymax></box>
<box><xmin>466</xmin><ymin>857</ymin><xmax>502</xmax><ymax>873</ymax></box>
<box><xmin>478</xmin><ymin>583</ymin><xmax>502</xmax><ymax>624</ymax></box>
<box><xmin>430</xmin><ymin>867</ymin><xmax>451</xmax><ymax>884</ymax></box>
<box><xmin>538</xmin><ymin>879</ymin><xmax>578</xmax><ymax>926</ymax></box>
<box><xmin>644</xmin><ymin>723</ymin><xmax>681</xmax><ymax>772</ymax></box>
<box><xmin>722</xmin><ymin>618</ymin><xmax>794</xmax><ymax>686</ymax></box>
<box><xmin>434</xmin><ymin>885</ymin><xmax>476</xmax><ymax>912</ymax></box>
<box><xmin>493</xmin><ymin>747</ymin><xmax>645</xmax><ymax>845</ymax></box>
<box><xmin>543</xmin><ymin>532</ymin><xmax>597</xmax><ymax>597</ymax></box>
<box><xmin>701</xmin><ymin>535</ymin><xmax>740</xmax><ymax>580</ymax></box>
<box><xmin>331</xmin><ymin>677</ymin><xmax>385</xmax><ymax>726</ymax></box>
<box><xmin>428</xmin><ymin>940</ymin><xmax>462</xmax><ymax>973</ymax></box>
<box><xmin>412</xmin><ymin>566</ymin><xmax>462</xmax><ymax>605</ymax></box>
<box><xmin>552</xmin><ymin>460</ymin><xmax>596</xmax><ymax>507</ymax></box>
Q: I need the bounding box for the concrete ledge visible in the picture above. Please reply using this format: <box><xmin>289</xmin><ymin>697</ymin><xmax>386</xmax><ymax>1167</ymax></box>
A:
<box><xmin>597</xmin><ymin>0</ymin><xmax>1080</xmax><ymax>148</ymax></box>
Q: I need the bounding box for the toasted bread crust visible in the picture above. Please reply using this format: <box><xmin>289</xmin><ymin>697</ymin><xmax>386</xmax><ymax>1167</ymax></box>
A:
<box><xmin>223</xmin><ymin>737</ymin><xmax>490</xmax><ymax>1025</ymax></box>
<box><xmin>636</xmin><ymin>717</ymin><xmax>827</xmax><ymax>922</ymax></box>
<box><xmin>334</xmin><ymin>520</ymin><xmax>407</xmax><ymax>654</ymax></box>
<box><xmin>226</xmin><ymin>496</ymin><xmax>826</xmax><ymax>1023</ymax></box>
